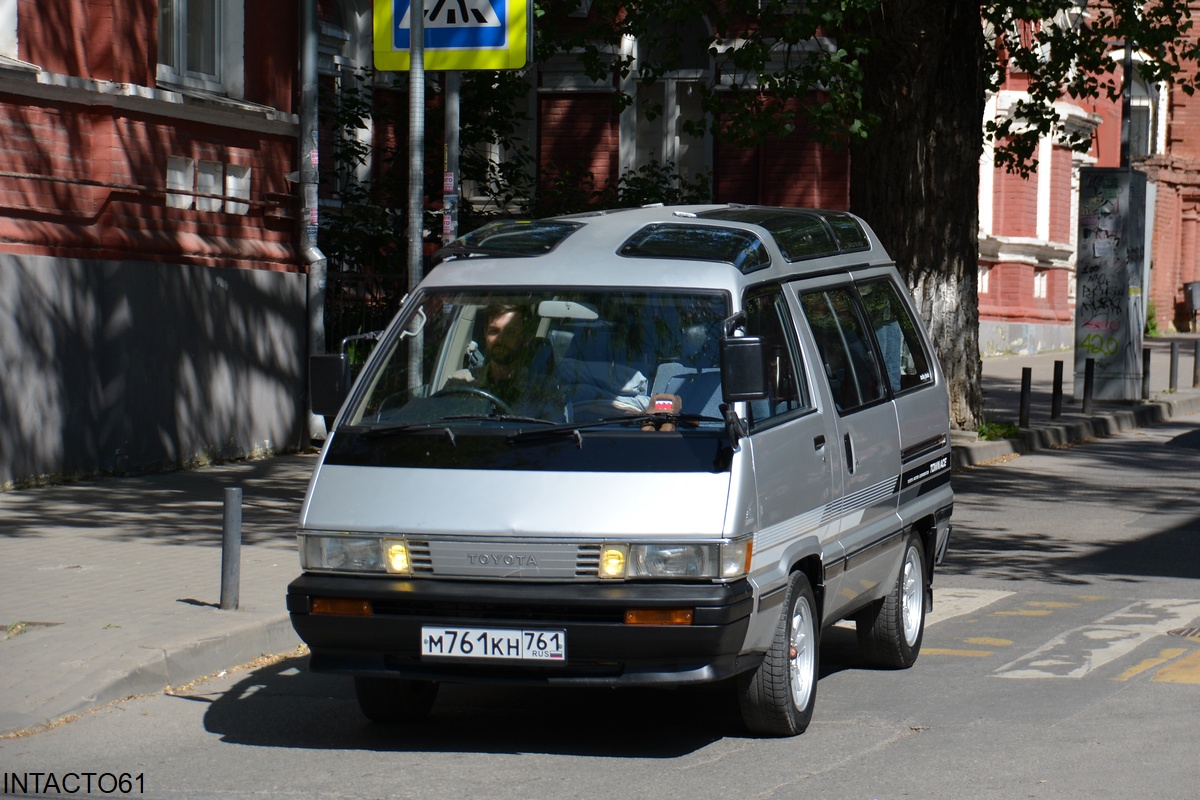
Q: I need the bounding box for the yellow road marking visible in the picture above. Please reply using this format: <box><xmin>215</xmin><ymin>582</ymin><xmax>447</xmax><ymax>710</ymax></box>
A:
<box><xmin>1115</xmin><ymin>648</ymin><xmax>1187</xmax><ymax>681</ymax></box>
<box><xmin>923</xmin><ymin>648</ymin><xmax>993</xmax><ymax>657</ymax></box>
<box><xmin>1027</xmin><ymin>601</ymin><xmax>1079</xmax><ymax>609</ymax></box>
<box><xmin>1152</xmin><ymin>649</ymin><xmax>1200</xmax><ymax>685</ymax></box>
<box><xmin>964</xmin><ymin>637</ymin><xmax>1013</xmax><ymax>647</ymax></box>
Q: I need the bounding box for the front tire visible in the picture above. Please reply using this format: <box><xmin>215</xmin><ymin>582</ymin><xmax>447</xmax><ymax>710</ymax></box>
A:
<box><xmin>856</xmin><ymin>532</ymin><xmax>927</xmax><ymax>669</ymax></box>
<box><xmin>737</xmin><ymin>571</ymin><xmax>819</xmax><ymax>737</ymax></box>
<box><xmin>353</xmin><ymin>676</ymin><xmax>438</xmax><ymax>724</ymax></box>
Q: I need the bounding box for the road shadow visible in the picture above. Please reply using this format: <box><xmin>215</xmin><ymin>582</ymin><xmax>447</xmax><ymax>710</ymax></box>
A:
<box><xmin>946</xmin><ymin>421</ymin><xmax>1200</xmax><ymax>584</ymax></box>
<box><xmin>195</xmin><ymin>653</ymin><xmax>746</xmax><ymax>756</ymax></box>
<box><xmin>193</xmin><ymin>635</ymin><xmax>879</xmax><ymax>757</ymax></box>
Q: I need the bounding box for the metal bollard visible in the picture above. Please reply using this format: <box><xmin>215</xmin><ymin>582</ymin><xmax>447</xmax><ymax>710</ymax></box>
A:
<box><xmin>1194</xmin><ymin>340</ymin><xmax>1200</xmax><ymax>388</ymax></box>
<box><xmin>1083</xmin><ymin>358</ymin><xmax>1095</xmax><ymax>414</ymax></box>
<box><xmin>1142</xmin><ymin>346</ymin><xmax>1152</xmax><ymax>400</ymax></box>
<box><xmin>220</xmin><ymin>487</ymin><xmax>242</xmax><ymax>611</ymax></box>
<box><xmin>1052</xmin><ymin>360</ymin><xmax>1064</xmax><ymax>419</ymax></box>
<box><xmin>1170</xmin><ymin>341</ymin><xmax>1180</xmax><ymax>392</ymax></box>
<box><xmin>1019</xmin><ymin>367</ymin><xmax>1031</xmax><ymax>428</ymax></box>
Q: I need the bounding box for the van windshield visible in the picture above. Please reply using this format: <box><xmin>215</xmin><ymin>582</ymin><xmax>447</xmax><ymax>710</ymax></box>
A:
<box><xmin>345</xmin><ymin>289</ymin><xmax>730</xmax><ymax>430</ymax></box>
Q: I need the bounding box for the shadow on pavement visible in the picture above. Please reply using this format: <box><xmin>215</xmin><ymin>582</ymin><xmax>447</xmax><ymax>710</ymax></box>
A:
<box><xmin>946</xmin><ymin>421</ymin><xmax>1200</xmax><ymax>585</ymax></box>
<box><xmin>194</xmin><ymin>654</ymin><xmax>745</xmax><ymax>757</ymax></box>
<box><xmin>0</xmin><ymin>457</ymin><xmax>310</xmax><ymax>546</ymax></box>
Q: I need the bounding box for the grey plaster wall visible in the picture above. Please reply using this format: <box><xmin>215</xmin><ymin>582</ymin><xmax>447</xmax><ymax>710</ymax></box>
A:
<box><xmin>0</xmin><ymin>255</ymin><xmax>308</xmax><ymax>486</ymax></box>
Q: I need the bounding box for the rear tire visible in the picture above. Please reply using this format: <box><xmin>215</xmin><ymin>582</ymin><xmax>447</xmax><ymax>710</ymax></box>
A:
<box><xmin>856</xmin><ymin>532</ymin><xmax>927</xmax><ymax>669</ymax></box>
<box><xmin>737</xmin><ymin>571</ymin><xmax>819</xmax><ymax>737</ymax></box>
<box><xmin>353</xmin><ymin>676</ymin><xmax>438</xmax><ymax>724</ymax></box>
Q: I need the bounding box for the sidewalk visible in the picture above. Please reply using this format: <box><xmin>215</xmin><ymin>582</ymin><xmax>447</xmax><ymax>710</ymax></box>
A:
<box><xmin>4</xmin><ymin>338</ymin><xmax>1200</xmax><ymax>735</ymax></box>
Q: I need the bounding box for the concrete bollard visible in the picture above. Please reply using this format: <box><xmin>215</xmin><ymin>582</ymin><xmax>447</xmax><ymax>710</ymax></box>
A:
<box><xmin>220</xmin><ymin>487</ymin><xmax>242</xmax><ymax>611</ymax></box>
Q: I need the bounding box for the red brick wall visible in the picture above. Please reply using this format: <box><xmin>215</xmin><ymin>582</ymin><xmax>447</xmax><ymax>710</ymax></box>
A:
<box><xmin>538</xmin><ymin>93</ymin><xmax>619</xmax><ymax>189</ymax></box>
<box><xmin>1050</xmin><ymin>144</ymin><xmax>1073</xmax><ymax>243</ymax></box>
<box><xmin>0</xmin><ymin>99</ymin><xmax>297</xmax><ymax>269</ymax></box>
<box><xmin>3</xmin><ymin>0</ymin><xmax>300</xmax><ymax>270</ymax></box>
<box><xmin>19</xmin><ymin>0</ymin><xmax>156</xmax><ymax>84</ymax></box>
<box><xmin>978</xmin><ymin>261</ymin><xmax>1072</xmax><ymax>325</ymax></box>
<box><xmin>992</xmin><ymin>158</ymin><xmax>1039</xmax><ymax>238</ymax></box>
<box><xmin>712</xmin><ymin>98</ymin><xmax>849</xmax><ymax>209</ymax></box>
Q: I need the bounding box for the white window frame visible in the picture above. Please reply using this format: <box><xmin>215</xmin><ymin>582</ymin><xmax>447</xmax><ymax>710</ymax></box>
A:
<box><xmin>157</xmin><ymin>0</ymin><xmax>245</xmax><ymax>99</ymax></box>
<box><xmin>1034</xmin><ymin>269</ymin><xmax>1048</xmax><ymax>299</ymax></box>
<box><xmin>979</xmin><ymin>265</ymin><xmax>991</xmax><ymax>294</ymax></box>
<box><xmin>0</xmin><ymin>0</ymin><xmax>17</xmax><ymax>59</ymax></box>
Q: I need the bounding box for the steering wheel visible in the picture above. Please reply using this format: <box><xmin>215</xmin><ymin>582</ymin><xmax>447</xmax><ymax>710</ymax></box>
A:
<box><xmin>433</xmin><ymin>385</ymin><xmax>513</xmax><ymax>414</ymax></box>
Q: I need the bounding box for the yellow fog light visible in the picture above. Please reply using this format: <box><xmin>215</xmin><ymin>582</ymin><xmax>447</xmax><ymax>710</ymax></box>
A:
<box><xmin>384</xmin><ymin>539</ymin><xmax>412</xmax><ymax>574</ymax></box>
<box><xmin>599</xmin><ymin>544</ymin><xmax>628</xmax><ymax>579</ymax></box>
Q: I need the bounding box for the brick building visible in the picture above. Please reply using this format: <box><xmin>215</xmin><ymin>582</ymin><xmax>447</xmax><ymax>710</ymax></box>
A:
<box><xmin>0</xmin><ymin>1</ymin><xmax>308</xmax><ymax>486</ymax></box>
<box><xmin>979</xmin><ymin>8</ymin><xmax>1200</xmax><ymax>353</ymax></box>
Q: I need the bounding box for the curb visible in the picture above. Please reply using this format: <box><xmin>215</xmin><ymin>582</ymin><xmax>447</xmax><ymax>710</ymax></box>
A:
<box><xmin>1</xmin><ymin>615</ymin><xmax>300</xmax><ymax>735</ymax></box>
<box><xmin>952</xmin><ymin>393</ymin><xmax>1200</xmax><ymax>469</ymax></box>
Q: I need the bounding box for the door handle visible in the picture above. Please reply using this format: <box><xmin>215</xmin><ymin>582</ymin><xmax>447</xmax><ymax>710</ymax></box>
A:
<box><xmin>813</xmin><ymin>435</ymin><xmax>826</xmax><ymax>450</ymax></box>
<box><xmin>844</xmin><ymin>432</ymin><xmax>855</xmax><ymax>475</ymax></box>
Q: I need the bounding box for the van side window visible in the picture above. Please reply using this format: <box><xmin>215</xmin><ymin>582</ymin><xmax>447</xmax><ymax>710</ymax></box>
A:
<box><xmin>744</xmin><ymin>289</ymin><xmax>809</xmax><ymax>427</ymax></box>
<box><xmin>800</xmin><ymin>288</ymin><xmax>887</xmax><ymax>413</ymax></box>
<box><xmin>856</xmin><ymin>279</ymin><xmax>935</xmax><ymax>394</ymax></box>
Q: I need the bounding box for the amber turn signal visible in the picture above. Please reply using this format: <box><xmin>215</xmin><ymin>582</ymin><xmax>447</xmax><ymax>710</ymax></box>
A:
<box><xmin>311</xmin><ymin>597</ymin><xmax>373</xmax><ymax>616</ymax></box>
<box><xmin>624</xmin><ymin>608</ymin><xmax>694</xmax><ymax>625</ymax></box>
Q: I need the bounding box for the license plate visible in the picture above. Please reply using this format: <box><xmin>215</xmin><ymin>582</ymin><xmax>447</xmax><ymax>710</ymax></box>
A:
<box><xmin>420</xmin><ymin>626</ymin><xmax>566</xmax><ymax>662</ymax></box>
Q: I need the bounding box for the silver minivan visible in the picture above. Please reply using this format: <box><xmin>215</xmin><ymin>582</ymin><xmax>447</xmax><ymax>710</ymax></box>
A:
<box><xmin>288</xmin><ymin>204</ymin><xmax>953</xmax><ymax>737</ymax></box>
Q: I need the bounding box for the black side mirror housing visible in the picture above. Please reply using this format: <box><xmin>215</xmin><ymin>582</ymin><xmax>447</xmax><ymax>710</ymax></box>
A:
<box><xmin>310</xmin><ymin>353</ymin><xmax>350</xmax><ymax>417</ymax></box>
<box><xmin>720</xmin><ymin>336</ymin><xmax>769</xmax><ymax>403</ymax></box>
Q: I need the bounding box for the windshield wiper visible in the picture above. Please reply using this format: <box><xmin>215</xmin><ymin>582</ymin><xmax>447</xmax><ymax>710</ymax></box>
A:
<box><xmin>507</xmin><ymin>412</ymin><xmax>723</xmax><ymax>445</ymax></box>
<box><xmin>443</xmin><ymin>414</ymin><xmax>557</xmax><ymax>425</ymax></box>
<box><xmin>355</xmin><ymin>422</ymin><xmax>458</xmax><ymax>443</ymax></box>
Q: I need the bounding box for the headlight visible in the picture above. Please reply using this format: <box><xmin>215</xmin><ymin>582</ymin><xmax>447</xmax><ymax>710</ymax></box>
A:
<box><xmin>600</xmin><ymin>539</ymin><xmax>752</xmax><ymax>580</ymax></box>
<box><xmin>299</xmin><ymin>533</ymin><xmax>386</xmax><ymax>573</ymax></box>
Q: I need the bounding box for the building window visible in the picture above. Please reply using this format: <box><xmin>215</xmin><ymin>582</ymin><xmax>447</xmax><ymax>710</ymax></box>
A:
<box><xmin>167</xmin><ymin>156</ymin><xmax>195</xmax><ymax>209</ymax></box>
<box><xmin>225</xmin><ymin>165</ymin><xmax>251</xmax><ymax>215</ymax></box>
<box><xmin>158</xmin><ymin>0</ymin><xmax>244</xmax><ymax>97</ymax></box>
<box><xmin>1034</xmin><ymin>270</ymin><xmax>1048</xmax><ymax>299</ymax></box>
<box><xmin>979</xmin><ymin>265</ymin><xmax>991</xmax><ymax>294</ymax></box>
<box><xmin>167</xmin><ymin>157</ymin><xmax>251</xmax><ymax>215</ymax></box>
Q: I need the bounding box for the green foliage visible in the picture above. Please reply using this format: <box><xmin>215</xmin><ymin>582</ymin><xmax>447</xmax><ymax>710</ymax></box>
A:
<box><xmin>977</xmin><ymin>419</ymin><xmax>1021</xmax><ymax>440</ymax></box>
<box><xmin>1146</xmin><ymin>300</ymin><xmax>1161</xmax><ymax>337</ymax></box>
<box><xmin>318</xmin><ymin>68</ymin><xmax>407</xmax><ymax>274</ymax></box>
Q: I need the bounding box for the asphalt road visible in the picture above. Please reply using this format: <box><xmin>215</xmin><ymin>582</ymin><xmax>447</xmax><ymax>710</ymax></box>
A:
<box><xmin>4</xmin><ymin>417</ymin><xmax>1200</xmax><ymax>800</ymax></box>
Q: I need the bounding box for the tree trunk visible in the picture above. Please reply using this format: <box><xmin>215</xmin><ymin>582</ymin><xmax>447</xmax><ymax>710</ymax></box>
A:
<box><xmin>848</xmin><ymin>1</ymin><xmax>985</xmax><ymax>430</ymax></box>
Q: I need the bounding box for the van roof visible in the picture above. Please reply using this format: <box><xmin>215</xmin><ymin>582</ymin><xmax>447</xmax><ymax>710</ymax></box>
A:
<box><xmin>424</xmin><ymin>204</ymin><xmax>894</xmax><ymax>292</ymax></box>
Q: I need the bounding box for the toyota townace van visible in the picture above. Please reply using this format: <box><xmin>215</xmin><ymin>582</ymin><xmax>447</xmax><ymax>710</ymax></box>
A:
<box><xmin>288</xmin><ymin>204</ymin><xmax>953</xmax><ymax>737</ymax></box>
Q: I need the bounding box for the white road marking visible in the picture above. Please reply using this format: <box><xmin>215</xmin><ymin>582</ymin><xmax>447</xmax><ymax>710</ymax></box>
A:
<box><xmin>996</xmin><ymin>599</ymin><xmax>1200</xmax><ymax>679</ymax></box>
<box><xmin>928</xmin><ymin>587</ymin><xmax>1013</xmax><ymax>627</ymax></box>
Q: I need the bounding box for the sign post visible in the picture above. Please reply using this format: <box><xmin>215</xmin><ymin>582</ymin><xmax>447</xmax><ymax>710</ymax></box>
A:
<box><xmin>374</xmin><ymin>0</ymin><xmax>530</xmax><ymax>251</ymax></box>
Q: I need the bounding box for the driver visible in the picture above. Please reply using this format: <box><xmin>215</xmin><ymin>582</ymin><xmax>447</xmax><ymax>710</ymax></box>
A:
<box><xmin>446</xmin><ymin>303</ymin><xmax>563</xmax><ymax>419</ymax></box>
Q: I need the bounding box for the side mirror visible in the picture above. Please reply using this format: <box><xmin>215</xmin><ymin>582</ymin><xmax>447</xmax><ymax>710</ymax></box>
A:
<box><xmin>720</xmin><ymin>336</ymin><xmax>769</xmax><ymax>403</ymax></box>
<box><xmin>310</xmin><ymin>354</ymin><xmax>350</xmax><ymax>417</ymax></box>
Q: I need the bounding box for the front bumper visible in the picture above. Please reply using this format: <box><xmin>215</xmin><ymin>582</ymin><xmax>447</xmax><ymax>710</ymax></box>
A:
<box><xmin>287</xmin><ymin>573</ymin><xmax>756</xmax><ymax>686</ymax></box>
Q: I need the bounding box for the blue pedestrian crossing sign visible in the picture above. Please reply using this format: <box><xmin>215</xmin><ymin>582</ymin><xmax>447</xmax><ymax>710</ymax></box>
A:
<box><xmin>375</xmin><ymin>0</ymin><xmax>529</xmax><ymax>71</ymax></box>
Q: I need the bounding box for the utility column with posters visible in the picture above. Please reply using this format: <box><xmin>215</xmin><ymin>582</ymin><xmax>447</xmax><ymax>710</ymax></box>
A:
<box><xmin>1075</xmin><ymin>167</ymin><xmax>1147</xmax><ymax>401</ymax></box>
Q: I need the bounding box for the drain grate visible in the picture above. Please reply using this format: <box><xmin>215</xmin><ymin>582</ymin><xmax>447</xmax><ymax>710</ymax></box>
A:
<box><xmin>1166</xmin><ymin>627</ymin><xmax>1200</xmax><ymax>641</ymax></box>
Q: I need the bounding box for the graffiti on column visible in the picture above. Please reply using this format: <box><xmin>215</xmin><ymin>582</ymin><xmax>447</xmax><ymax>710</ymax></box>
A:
<box><xmin>1076</xmin><ymin>171</ymin><xmax>1127</xmax><ymax>368</ymax></box>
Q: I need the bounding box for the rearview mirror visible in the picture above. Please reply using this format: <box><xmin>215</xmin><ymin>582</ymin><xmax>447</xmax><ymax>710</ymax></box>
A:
<box><xmin>310</xmin><ymin>354</ymin><xmax>349</xmax><ymax>417</ymax></box>
<box><xmin>720</xmin><ymin>336</ymin><xmax>768</xmax><ymax>403</ymax></box>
